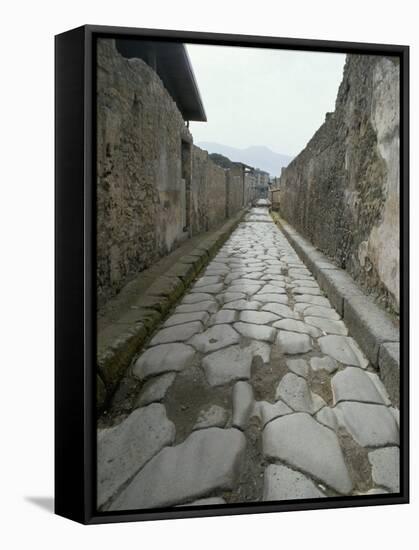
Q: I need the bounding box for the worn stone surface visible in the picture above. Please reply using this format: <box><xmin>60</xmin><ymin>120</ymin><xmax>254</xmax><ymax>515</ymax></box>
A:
<box><xmin>100</xmin><ymin>205</ymin><xmax>398</xmax><ymax>508</ymax></box>
<box><xmin>261</xmin><ymin>303</ymin><xmax>299</xmax><ymax>319</ymax></box>
<box><xmin>263</xmin><ymin>413</ymin><xmax>353</xmax><ymax>494</ymax></box>
<box><xmin>336</xmin><ymin>402</ymin><xmax>399</xmax><ymax>447</ymax></box>
<box><xmin>368</xmin><ymin>447</ymin><xmax>400</xmax><ymax>492</ymax></box>
<box><xmin>150</xmin><ymin>321</ymin><xmax>203</xmax><ymax>346</ymax></box>
<box><xmin>239</xmin><ymin>311</ymin><xmax>280</xmax><ymax>325</ymax></box>
<box><xmin>189</xmin><ymin>324</ymin><xmax>240</xmax><ymax>353</ymax></box>
<box><xmin>273</xmin><ymin>318</ymin><xmax>321</xmax><ymax>338</ymax></box>
<box><xmin>133</xmin><ymin>343</ymin><xmax>195</xmax><ymax>380</ymax></box>
<box><xmin>193</xmin><ymin>405</ymin><xmax>229</xmax><ymax>430</ymax></box>
<box><xmin>232</xmin><ymin>381</ymin><xmax>254</xmax><ymax>430</ymax></box>
<box><xmin>164</xmin><ymin>311</ymin><xmax>209</xmax><ymax>328</ymax></box>
<box><xmin>208</xmin><ymin>310</ymin><xmax>236</xmax><ymax>326</ymax></box>
<box><xmin>331</xmin><ymin>367</ymin><xmax>389</xmax><ymax>405</ymax></box>
<box><xmin>109</xmin><ymin>428</ymin><xmax>246</xmax><ymax>510</ymax></box>
<box><xmin>98</xmin><ymin>404</ymin><xmax>175</xmax><ymax>507</ymax></box>
<box><xmin>303</xmin><ymin>306</ymin><xmax>341</xmax><ymax>320</ymax></box>
<box><xmin>175</xmin><ymin>300</ymin><xmax>218</xmax><ymax>314</ymax></box>
<box><xmin>263</xmin><ymin>464</ymin><xmax>325</xmax><ymax>501</ymax></box>
<box><xmin>277</xmin><ymin>331</ymin><xmax>312</xmax><ymax>354</ymax></box>
<box><xmin>202</xmin><ymin>345</ymin><xmax>253</xmax><ymax>386</ymax></box>
<box><xmin>233</xmin><ymin>322</ymin><xmax>276</xmax><ymax>342</ymax></box>
<box><xmin>275</xmin><ymin>373</ymin><xmax>325</xmax><ymax>414</ymax></box>
<box><xmin>286</xmin><ymin>358</ymin><xmax>310</xmax><ymax>379</ymax></box>
<box><xmin>305</xmin><ymin>316</ymin><xmax>348</xmax><ymax>336</ymax></box>
<box><xmin>135</xmin><ymin>373</ymin><xmax>176</xmax><ymax>407</ymax></box>
<box><xmin>253</xmin><ymin>400</ymin><xmax>292</xmax><ymax>428</ymax></box>
<box><xmin>319</xmin><ymin>335</ymin><xmax>368</xmax><ymax>368</ymax></box>
<box><xmin>310</xmin><ymin>356</ymin><xmax>338</xmax><ymax>374</ymax></box>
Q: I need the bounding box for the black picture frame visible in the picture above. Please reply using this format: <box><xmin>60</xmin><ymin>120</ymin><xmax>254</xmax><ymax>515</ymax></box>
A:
<box><xmin>55</xmin><ymin>24</ymin><xmax>409</xmax><ymax>525</ymax></box>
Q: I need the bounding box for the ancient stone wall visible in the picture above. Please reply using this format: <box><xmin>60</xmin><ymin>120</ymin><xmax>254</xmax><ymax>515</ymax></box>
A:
<box><xmin>97</xmin><ymin>39</ymin><xmax>243</xmax><ymax>306</ymax></box>
<box><xmin>279</xmin><ymin>54</ymin><xmax>400</xmax><ymax>314</ymax></box>
<box><xmin>227</xmin><ymin>165</ymin><xmax>245</xmax><ymax>216</ymax></box>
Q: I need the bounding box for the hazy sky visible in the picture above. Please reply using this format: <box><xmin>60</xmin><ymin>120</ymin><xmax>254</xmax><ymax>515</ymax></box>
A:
<box><xmin>187</xmin><ymin>44</ymin><xmax>346</xmax><ymax>158</ymax></box>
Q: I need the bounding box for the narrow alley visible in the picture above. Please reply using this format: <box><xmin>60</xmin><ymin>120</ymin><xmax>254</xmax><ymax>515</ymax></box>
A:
<box><xmin>98</xmin><ymin>203</ymin><xmax>400</xmax><ymax>511</ymax></box>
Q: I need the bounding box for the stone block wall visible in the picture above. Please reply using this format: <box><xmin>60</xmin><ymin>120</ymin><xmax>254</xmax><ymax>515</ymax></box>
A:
<box><xmin>279</xmin><ymin>54</ymin><xmax>400</xmax><ymax>315</ymax></box>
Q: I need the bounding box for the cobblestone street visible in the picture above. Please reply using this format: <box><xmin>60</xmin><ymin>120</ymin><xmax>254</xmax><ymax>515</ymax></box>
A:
<box><xmin>98</xmin><ymin>204</ymin><xmax>400</xmax><ymax>511</ymax></box>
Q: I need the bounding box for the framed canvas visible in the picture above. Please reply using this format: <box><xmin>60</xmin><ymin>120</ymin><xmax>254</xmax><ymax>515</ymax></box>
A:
<box><xmin>55</xmin><ymin>24</ymin><xmax>409</xmax><ymax>524</ymax></box>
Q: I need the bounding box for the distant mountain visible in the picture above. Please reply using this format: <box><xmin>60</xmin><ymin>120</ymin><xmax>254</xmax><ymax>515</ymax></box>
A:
<box><xmin>198</xmin><ymin>142</ymin><xmax>293</xmax><ymax>177</ymax></box>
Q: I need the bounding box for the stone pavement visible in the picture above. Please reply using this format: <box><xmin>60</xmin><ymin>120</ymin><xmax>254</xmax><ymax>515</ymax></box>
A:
<box><xmin>98</xmin><ymin>205</ymin><xmax>400</xmax><ymax>511</ymax></box>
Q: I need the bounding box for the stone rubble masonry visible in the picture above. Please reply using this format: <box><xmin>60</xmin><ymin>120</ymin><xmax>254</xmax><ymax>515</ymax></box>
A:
<box><xmin>97</xmin><ymin>209</ymin><xmax>247</xmax><ymax>413</ymax></box>
<box><xmin>279</xmin><ymin>55</ymin><xmax>400</xmax><ymax>316</ymax></box>
<box><xmin>274</xmin><ymin>214</ymin><xmax>399</xmax><ymax>405</ymax></box>
<box><xmin>97</xmin><ymin>39</ymin><xmax>251</xmax><ymax>308</ymax></box>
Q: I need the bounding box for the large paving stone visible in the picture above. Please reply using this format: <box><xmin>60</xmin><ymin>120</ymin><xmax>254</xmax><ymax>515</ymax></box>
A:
<box><xmin>273</xmin><ymin>318</ymin><xmax>321</xmax><ymax>338</ymax></box>
<box><xmin>303</xmin><ymin>306</ymin><xmax>340</xmax><ymax>320</ymax></box>
<box><xmin>368</xmin><ymin>447</ymin><xmax>400</xmax><ymax>492</ymax></box>
<box><xmin>258</xmin><ymin>284</ymin><xmax>287</xmax><ymax>295</ymax></box>
<box><xmin>227</xmin><ymin>283</ymin><xmax>262</xmax><ymax>295</ymax></box>
<box><xmin>219</xmin><ymin>292</ymin><xmax>246</xmax><ymax>304</ymax></box>
<box><xmin>277</xmin><ymin>331</ymin><xmax>312</xmax><ymax>354</ymax></box>
<box><xmin>194</xmin><ymin>276</ymin><xmax>222</xmax><ymax>287</ymax></box>
<box><xmin>239</xmin><ymin>311</ymin><xmax>280</xmax><ymax>325</ymax></box>
<box><xmin>223</xmin><ymin>299</ymin><xmax>262</xmax><ymax>311</ymax></box>
<box><xmin>286</xmin><ymin>358</ymin><xmax>310</xmax><ymax>378</ymax></box>
<box><xmin>201</xmin><ymin>345</ymin><xmax>253</xmax><ymax>386</ymax></box>
<box><xmin>305</xmin><ymin>316</ymin><xmax>348</xmax><ymax>336</ymax></box>
<box><xmin>133</xmin><ymin>343</ymin><xmax>195</xmax><ymax>380</ymax></box>
<box><xmin>253</xmin><ymin>400</ymin><xmax>292</xmax><ymax>428</ymax></box>
<box><xmin>336</xmin><ymin>402</ymin><xmax>399</xmax><ymax>447</ymax></box>
<box><xmin>109</xmin><ymin>428</ymin><xmax>246</xmax><ymax>510</ymax></box>
<box><xmin>208</xmin><ymin>309</ymin><xmax>236</xmax><ymax>326</ymax></box>
<box><xmin>310</xmin><ymin>356</ymin><xmax>338</xmax><ymax>374</ymax></box>
<box><xmin>263</xmin><ymin>464</ymin><xmax>325</xmax><ymax>501</ymax></box>
<box><xmin>263</xmin><ymin>413</ymin><xmax>353</xmax><ymax>494</ymax></box>
<box><xmin>164</xmin><ymin>311</ymin><xmax>209</xmax><ymax>328</ymax></box>
<box><xmin>189</xmin><ymin>324</ymin><xmax>240</xmax><ymax>353</ymax></box>
<box><xmin>253</xmin><ymin>293</ymin><xmax>289</xmax><ymax>305</ymax></box>
<box><xmin>331</xmin><ymin>367</ymin><xmax>388</xmax><ymax>405</ymax></box>
<box><xmin>233</xmin><ymin>322</ymin><xmax>276</xmax><ymax>342</ymax></box>
<box><xmin>150</xmin><ymin>321</ymin><xmax>203</xmax><ymax>346</ymax></box>
<box><xmin>275</xmin><ymin>373</ymin><xmax>325</xmax><ymax>414</ymax></box>
<box><xmin>175</xmin><ymin>301</ymin><xmax>218</xmax><ymax>314</ymax></box>
<box><xmin>261</xmin><ymin>303</ymin><xmax>299</xmax><ymax>319</ymax></box>
<box><xmin>135</xmin><ymin>372</ymin><xmax>176</xmax><ymax>407</ymax></box>
<box><xmin>193</xmin><ymin>405</ymin><xmax>229</xmax><ymax>430</ymax></box>
<box><xmin>318</xmin><ymin>335</ymin><xmax>368</xmax><ymax>368</ymax></box>
<box><xmin>295</xmin><ymin>295</ymin><xmax>331</xmax><ymax>308</ymax></box>
<box><xmin>232</xmin><ymin>381</ymin><xmax>254</xmax><ymax>429</ymax></box>
<box><xmin>98</xmin><ymin>404</ymin><xmax>175</xmax><ymax>507</ymax></box>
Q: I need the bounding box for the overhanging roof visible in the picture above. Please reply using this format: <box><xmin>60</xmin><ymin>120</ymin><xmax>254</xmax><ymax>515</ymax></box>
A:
<box><xmin>115</xmin><ymin>39</ymin><xmax>207</xmax><ymax>122</ymax></box>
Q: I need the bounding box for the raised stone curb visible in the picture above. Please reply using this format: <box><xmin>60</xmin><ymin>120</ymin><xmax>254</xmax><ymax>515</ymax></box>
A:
<box><xmin>273</xmin><ymin>214</ymin><xmax>400</xmax><ymax>403</ymax></box>
<box><xmin>97</xmin><ymin>209</ymin><xmax>248</xmax><ymax>413</ymax></box>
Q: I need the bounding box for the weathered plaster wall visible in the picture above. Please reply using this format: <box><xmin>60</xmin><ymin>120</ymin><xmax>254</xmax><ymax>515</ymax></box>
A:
<box><xmin>279</xmin><ymin>55</ymin><xmax>400</xmax><ymax>314</ymax></box>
